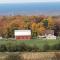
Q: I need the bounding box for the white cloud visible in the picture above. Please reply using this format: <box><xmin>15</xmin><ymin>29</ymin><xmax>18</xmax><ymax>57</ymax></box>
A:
<box><xmin>0</xmin><ymin>0</ymin><xmax>60</xmax><ymax>3</ymax></box>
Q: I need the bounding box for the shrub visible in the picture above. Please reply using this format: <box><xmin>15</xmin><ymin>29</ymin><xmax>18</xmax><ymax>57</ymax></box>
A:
<box><xmin>29</xmin><ymin>45</ymin><xmax>40</xmax><ymax>52</ymax></box>
<box><xmin>16</xmin><ymin>43</ymin><xmax>31</xmax><ymax>52</ymax></box>
<box><xmin>0</xmin><ymin>43</ymin><xmax>41</xmax><ymax>52</ymax></box>
<box><xmin>6</xmin><ymin>45</ymin><xmax>17</xmax><ymax>52</ymax></box>
<box><xmin>0</xmin><ymin>44</ymin><xmax>7</xmax><ymax>52</ymax></box>
<box><xmin>42</xmin><ymin>44</ymin><xmax>50</xmax><ymax>52</ymax></box>
<box><xmin>50</xmin><ymin>43</ymin><xmax>60</xmax><ymax>50</ymax></box>
<box><xmin>0</xmin><ymin>42</ymin><xmax>60</xmax><ymax>52</ymax></box>
<box><xmin>6</xmin><ymin>42</ymin><xmax>17</xmax><ymax>52</ymax></box>
<box><xmin>16</xmin><ymin>43</ymin><xmax>40</xmax><ymax>52</ymax></box>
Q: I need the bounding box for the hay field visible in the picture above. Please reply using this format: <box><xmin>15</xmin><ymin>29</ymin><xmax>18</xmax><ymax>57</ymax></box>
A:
<box><xmin>20</xmin><ymin>52</ymin><xmax>58</xmax><ymax>60</ymax></box>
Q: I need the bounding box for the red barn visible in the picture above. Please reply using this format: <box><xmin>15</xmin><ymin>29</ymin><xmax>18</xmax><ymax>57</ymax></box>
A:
<box><xmin>14</xmin><ymin>30</ymin><xmax>31</xmax><ymax>40</ymax></box>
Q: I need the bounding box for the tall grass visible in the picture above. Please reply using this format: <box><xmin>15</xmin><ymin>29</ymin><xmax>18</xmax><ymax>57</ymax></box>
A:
<box><xmin>0</xmin><ymin>52</ymin><xmax>60</xmax><ymax>60</ymax></box>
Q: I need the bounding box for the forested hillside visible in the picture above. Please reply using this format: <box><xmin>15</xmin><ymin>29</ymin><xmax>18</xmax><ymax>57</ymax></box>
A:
<box><xmin>0</xmin><ymin>15</ymin><xmax>59</xmax><ymax>38</ymax></box>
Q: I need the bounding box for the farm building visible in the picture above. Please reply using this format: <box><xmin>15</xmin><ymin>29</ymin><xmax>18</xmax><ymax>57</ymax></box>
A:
<box><xmin>38</xmin><ymin>30</ymin><xmax>56</xmax><ymax>39</ymax></box>
<box><xmin>45</xmin><ymin>30</ymin><xmax>56</xmax><ymax>39</ymax></box>
<box><xmin>14</xmin><ymin>30</ymin><xmax>31</xmax><ymax>40</ymax></box>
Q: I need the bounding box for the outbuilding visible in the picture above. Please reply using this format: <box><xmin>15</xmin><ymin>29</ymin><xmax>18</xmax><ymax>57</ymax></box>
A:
<box><xmin>14</xmin><ymin>30</ymin><xmax>31</xmax><ymax>40</ymax></box>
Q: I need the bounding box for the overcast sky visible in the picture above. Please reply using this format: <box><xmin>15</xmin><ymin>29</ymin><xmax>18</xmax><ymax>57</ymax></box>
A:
<box><xmin>0</xmin><ymin>0</ymin><xmax>60</xmax><ymax>3</ymax></box>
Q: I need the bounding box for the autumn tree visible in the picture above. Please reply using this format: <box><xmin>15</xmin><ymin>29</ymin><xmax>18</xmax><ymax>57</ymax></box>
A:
<box><xmin>37</xmin><ymin>22</ymin><xmax>46</xmax><ymax>35</ymax></box>
<box><xmin>48</xmin><ymin>16</ymin><xmax>55</xmax><ymax>29</ymax></box>
<box><xmin>38</xmin><ymin>27</ymin><xmax>46</xmax><ymax>35</ymax></box>
<box><xmin>5</xmin><ymin>23</ymin><xmax>19</xmax><ymax>38</ymax></box>
<box><xmin>34</xmin><ymin>17</ymin><xmax>41</xmax><ymax>23</ymax></box>
<box><xmin>54</xmin><ymin>24</ymin><xmax>60</xmax><ymax>36</ymax></box>
<box><xmin>23</xmin><ymin>16</ymin><xmax>31</xmax><ymax>29</ymax></box>
<box><xmin>0</xmin><ymin>15</ymin><xmax>56</xmax><ymax>38</ymax></box>
<box><xmin>31</xmin><ymin>22</ymin><xmax>38</xmax><ymax>37</ymax></box>
<box><xmin>43</xmin><ymin>19</ymin><xmax>48</xmax><ymax>28</ymax></box>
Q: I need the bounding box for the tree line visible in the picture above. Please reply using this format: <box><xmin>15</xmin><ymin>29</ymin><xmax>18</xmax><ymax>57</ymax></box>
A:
<box><xmin>0</xmin><ymin>15</ymin><xmax>59</xmax><ymax>38</ymax></box>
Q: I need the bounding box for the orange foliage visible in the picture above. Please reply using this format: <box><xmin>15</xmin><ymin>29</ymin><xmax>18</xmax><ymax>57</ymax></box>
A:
<box><xmin>31</xmin><ymin>22</ymin><xmax>37</xmax><ymax>31</ymax></box>
<box><xmin>48</xmin><ymin>16</ymin><xmax>54</xmax><ymax>29</ymax></box>
<box><xmin>0</xmin><ymin>15</ymin><xmax>56</xmax><ymax>37</ymax></box>
<box><xmin>38</xmin><ymin>27</ymin><xmax>46</xmax><ymax>35</ymax></box>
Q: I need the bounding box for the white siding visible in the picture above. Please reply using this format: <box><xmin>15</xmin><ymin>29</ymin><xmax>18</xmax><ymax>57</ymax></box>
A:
<box><xmin>46</xmin><ymin>34</ymin><xmax>56</xmax><ymax>40</ymax></box>
<box><xmin>14</xmin><ymin>30</ymin><xmax>31</xmax><ymax>36</ymax></box>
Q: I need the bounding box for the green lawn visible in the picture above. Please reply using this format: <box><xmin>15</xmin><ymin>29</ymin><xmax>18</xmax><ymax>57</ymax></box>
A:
<box><xmin>0</xmin><ymin>39</ymin><xmax>60</xmax><ymax>48</ymax></box>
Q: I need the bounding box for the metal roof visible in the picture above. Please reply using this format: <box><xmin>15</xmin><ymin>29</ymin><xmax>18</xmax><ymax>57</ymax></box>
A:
<box><xmin>14</xmin><ymin>30</ymin><xmax>31</xmax><ymax>36</ymax></box>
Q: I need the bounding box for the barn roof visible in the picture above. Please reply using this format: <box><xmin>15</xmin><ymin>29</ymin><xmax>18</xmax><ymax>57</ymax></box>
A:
<box><xmin>45</xmin><ymin>30</ymin><xmax>54</xmax><ymax>35</ymax></box>
<box><xmin>14</xmin><ymin>30</ymin><xmax>31</xmax><ymax>36</ymax></box>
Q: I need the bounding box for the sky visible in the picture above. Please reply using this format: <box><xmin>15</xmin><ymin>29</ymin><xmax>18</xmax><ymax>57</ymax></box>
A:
<box><xmin>0</xmin><ymin>0</ymin><xmax>60</xmax><ymax>3</ymax></box>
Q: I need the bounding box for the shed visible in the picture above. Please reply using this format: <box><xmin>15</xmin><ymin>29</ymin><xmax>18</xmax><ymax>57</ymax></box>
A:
<box><xmin>14</xmin><ymin>30</ymin><xmax>31</xmax><ymax>40</ymax></box>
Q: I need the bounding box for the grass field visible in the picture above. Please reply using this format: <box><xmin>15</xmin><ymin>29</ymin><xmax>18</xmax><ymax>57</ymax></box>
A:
<box><xmin>0</xmin><ymin>39</ymin><xmax>60</xmax><ymax>59</ymax></box>
<box><xmin>0</xmin><ymin>39</ymin><xmax>60</xmax><ymax>49</ymax></box>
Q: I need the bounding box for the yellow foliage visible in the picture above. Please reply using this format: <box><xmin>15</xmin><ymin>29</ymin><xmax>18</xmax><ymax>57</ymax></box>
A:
<box><xmin>48</xmin><ymin>16</ymin><xmax>54</xmax><ymax>26</ymax></box>
<box><xmin>31</xmin><ymin>22</ymin><xmax>37</xmax><ymax>31</ymax></box>
<box><xmin>39</xmin><ymin>27</ymin><xmax>45</xmax><ymax>32</ymax></box>
<box><xmin>36</xmin><ymin>22</ymin><xmax>44</xmax><ymax>29</ymax></box>
<box><xmin>38</xmin><ymin>26</ymin><xmax>46</xmax><ymax>35</ymax></box>
<box><xmin>48</xmin><ymin>16</ymin><xmax>54</xmax><ymax>29</ymax></box>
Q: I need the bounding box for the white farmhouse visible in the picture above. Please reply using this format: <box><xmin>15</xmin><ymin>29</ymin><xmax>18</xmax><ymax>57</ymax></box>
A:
<box><xmin>45</xmin><ymin>30</ymin><xmax>56</xmax><ymax>40</ymax></box>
